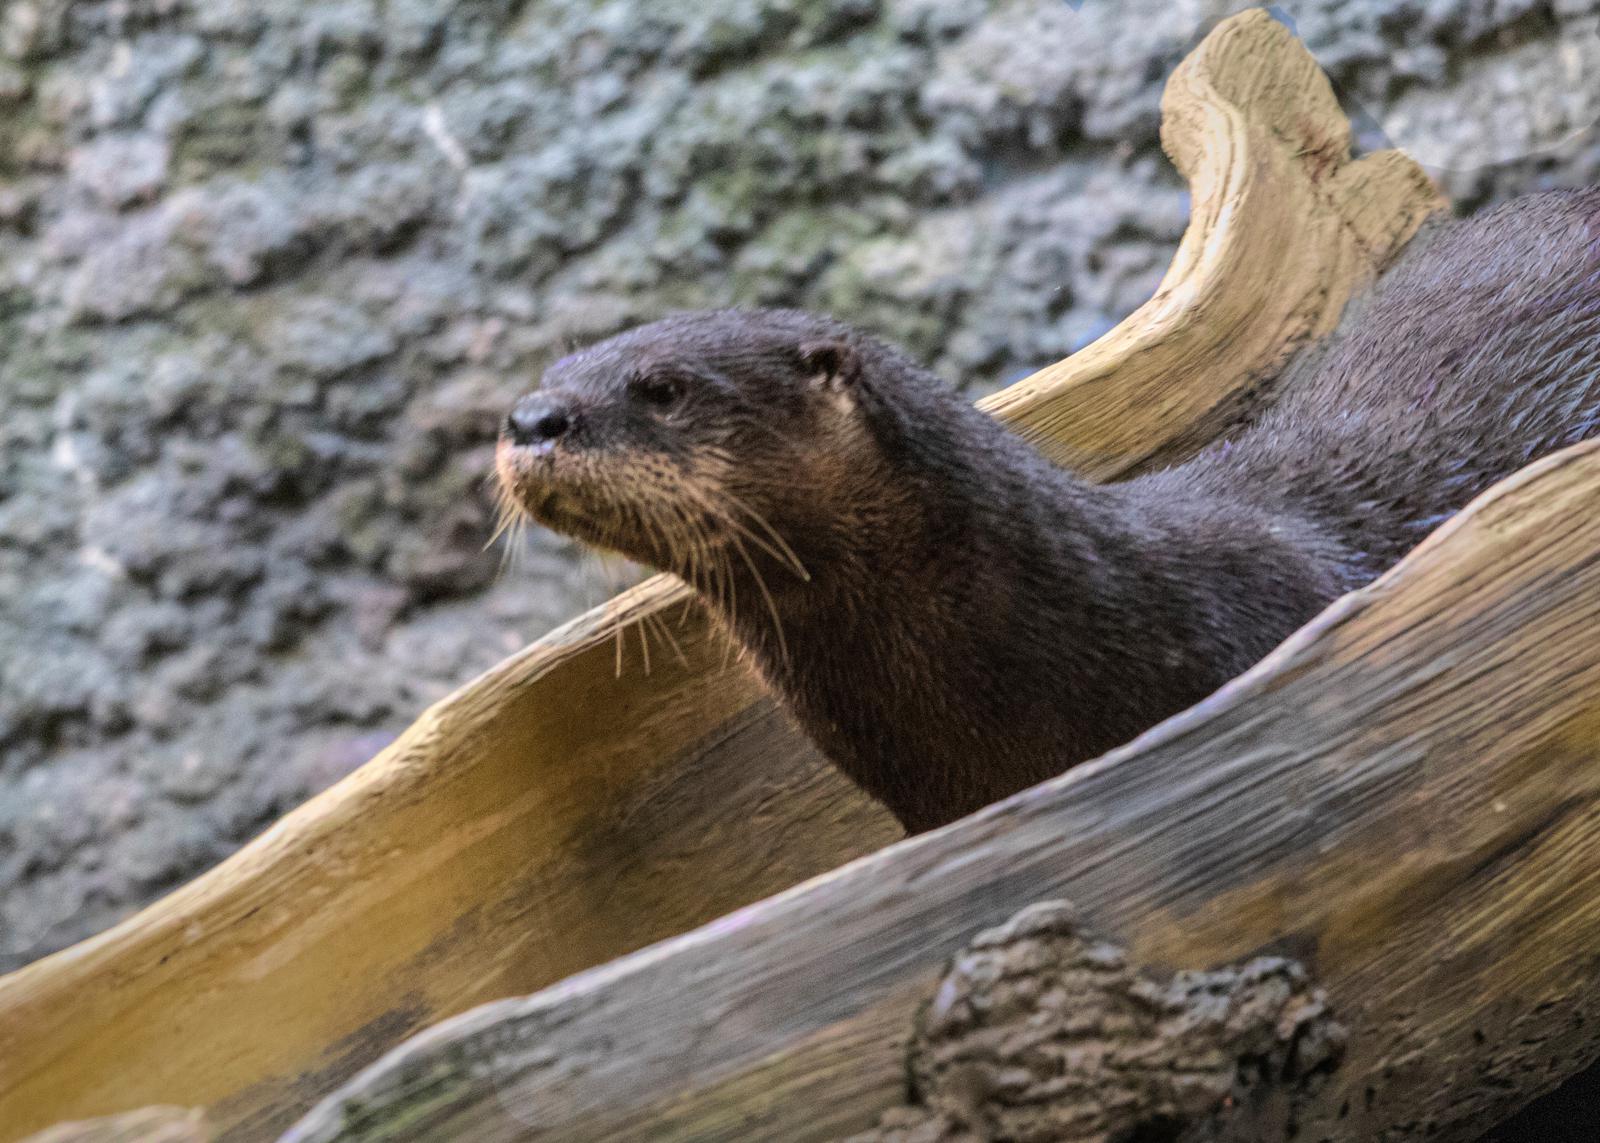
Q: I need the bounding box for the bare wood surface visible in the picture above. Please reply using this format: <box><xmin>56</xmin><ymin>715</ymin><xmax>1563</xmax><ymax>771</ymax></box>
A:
<box><xmin>0</xmin><ymin>11</ymin><xmax>1442</xmax><ymax>1142</ymax></box>
<box><xmin>18</xmin><ymin>1108</ymin><xmax>210</xmax><ymax>1143</ymax></box>
<box><xmin>288</xmin><ymin>437</ymin><xmax>1600</xmax><ymax>1143</ymax></box>
<box><xmin>982</xmin><ymin>9</ymin><xmax>1443</xmax><ymax>478</ymax></box>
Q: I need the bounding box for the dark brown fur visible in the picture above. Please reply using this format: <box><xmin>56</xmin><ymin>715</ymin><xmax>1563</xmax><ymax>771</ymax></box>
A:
<box><xmin>498</xmin><ymin>188</ymin><xmax>1600</xmax><ymax>834</ymax></box>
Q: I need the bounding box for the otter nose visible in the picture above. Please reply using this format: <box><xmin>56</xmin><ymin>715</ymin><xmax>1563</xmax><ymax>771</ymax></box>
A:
<box><xmin>505</xmin><ymin>393</ymin><xmax>573</xmax><ymax>447</ymax></box>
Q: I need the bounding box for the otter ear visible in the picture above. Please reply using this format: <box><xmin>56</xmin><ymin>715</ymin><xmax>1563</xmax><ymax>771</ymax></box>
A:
<box><xmin>797</xmin><ymin>339</ymin><xmax>860</xmax><ymax>392</ymax></box>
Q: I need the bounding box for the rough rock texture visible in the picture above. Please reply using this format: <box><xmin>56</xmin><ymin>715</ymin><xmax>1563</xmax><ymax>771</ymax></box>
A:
<box><xmin>0</xmin><ymin>0</ymin><xmax>1596</xmax><ymax>971</ymax></box>
<box><xmin>847</xmin><ymin>901</ymin><xmax>1344</xmax><ymax>1143</ymax></box>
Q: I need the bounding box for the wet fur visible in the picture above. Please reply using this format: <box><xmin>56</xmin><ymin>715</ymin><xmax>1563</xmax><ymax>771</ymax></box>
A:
<box><xmin>501</xmin><ymin>189</ymin><xmax>1600</xmax><ymax>834</ymax></box>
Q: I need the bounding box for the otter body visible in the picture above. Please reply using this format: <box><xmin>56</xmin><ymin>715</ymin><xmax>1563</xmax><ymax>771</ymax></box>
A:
<box><xmin>499</xmin><ymin>188</ymin><xmax>1600</xmax><ymax>833</ymax></box>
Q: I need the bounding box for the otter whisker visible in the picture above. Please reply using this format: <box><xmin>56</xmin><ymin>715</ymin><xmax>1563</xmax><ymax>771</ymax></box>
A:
<box><xmin>606</xmin><ymin>569</ymin><xmax>627</xmax><ymax>679</ymax></box>
<box><xmin>636</xmin><ymin>560</ymin><xmax>690</xmax><ymax>664</ymax></box>
<box><xmin>673</xmin><ymin>500</ymin><xmax>739</xmax><ymax>672</ymax></box>
<box><xmin>575</xmin><ymin>513</ymin><xmax>635</xmax><ymax>680</ymax></box>
<box><xmin>690</xmin><ymin>509</ymin><xmax>733</xmax><ymax>632</ymax></box>
<box><xmin>643</xmin><ymin>607</ymin><xmax>690</xmax><ymax>670</ymax></box>
<box><xmin>663</xmin><ymin>500</ymin><xmax>722</xmax><ymax>636</ymax></box>
<box><xmin>634</xmin><ymin>507</ymin><xmax>695</xmax><ymax>672</ymax></box>
<box><xmin>722</xmin><ymin>513</ymin><xmax>806</xmax><ymax>584</ymax></box>
<box><xmin>486</xmin><ymin>481</ymin><xmax>535</xmax><ymax>582</ymax></box>
<box><xmin>636</xmin><ymin>612</ymin><xmax>652</xmax><ymax>675</ymax></box>
<box><xmin>491</xmin><ymin>515</ymin><xmax>532</xmax><ymax>582</ymax></box>
<box><xmin>681</xmin><ymin>486</ymin><xmax>785</xmax><ymax>570</ymax></box>
<box><xmin>689</xmin><ymin>510</ymin><xmax>727</xmax><ymax>616</ymax></box>
<box><xmin>642</xmin><ymin>501</ymin><xmax>689</xmax><ymax>582</ymax></box>
<box><xmin>654</xmin><ymin>490</ymin><xmax>786</xmax><ymax>674</ymax></box>
<box><xmin>660</xmin><ymin>499</ymin><xmax>704</xmax><ymax>592</ymax></box>
<box><xmin>668</xmin><ymin>478</ymin><xmax>808</xmax><ymax>584</ymax></box>
<box><xmin>485</xmin><ymin>484</ymin><xmax>521</xmax><ymax>552</ymax></box>
<box><xmin>726</xmin><ymin>528</ymin><xmax>790</xmax><ymax>671</ymax></box>
<box><xmin>716</xmin><ymin>491</ymin><xmax>809</xmax><ymax>581</ymax></box>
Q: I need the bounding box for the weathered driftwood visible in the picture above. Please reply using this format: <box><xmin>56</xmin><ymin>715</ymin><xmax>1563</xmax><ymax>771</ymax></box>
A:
<box><xmin>983</xmin><ymin>6</ymin><xmax>1438</xmax><ymax>479</ymax></box>
<box><xmin>18</xmin><ymin>1109</ymin><xmax>210</xmax><ymax>1143</ymax></box>
<box><xmin>285</xmin><ymin>435</ymin><xmax>1600</xmax><ymax>1142</ymax></box>
<box><xmin>848</xmin><ymin>901</ymin><xmax>1346</xmax><ymax>1143</ymax></box>
<box><xmin>0</xmin><ymin>11</ymin><xmax>1440</xmax><ymax>1143</ymax></box>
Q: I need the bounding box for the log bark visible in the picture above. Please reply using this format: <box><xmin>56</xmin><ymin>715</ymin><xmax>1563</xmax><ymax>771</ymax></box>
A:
<box><xmin>286</xmin><ymin>436</ymin><xmax>1600</xmax><ymax>1142</ymax></box>
<box><xmin>0</xmin><ymin>11</ymin><xmax>1442</xmax><ymax>1142</ymax></box>
<box><xmin>848</xmin><ymin>901</ymin><xmax>1346</xmax><ymax>1143</ymax></box>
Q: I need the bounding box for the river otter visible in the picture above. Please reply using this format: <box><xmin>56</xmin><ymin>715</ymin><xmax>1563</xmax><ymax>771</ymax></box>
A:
<box><xmin>496</xmin><ymin>188</ymin><xmax>1600</xmax><ymax>833</ymax></box>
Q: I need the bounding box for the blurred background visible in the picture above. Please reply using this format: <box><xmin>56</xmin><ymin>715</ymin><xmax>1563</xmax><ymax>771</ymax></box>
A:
<box><xmin>1</xmin><ymin>0</ymin><xmax>1596</xmax><ymax>973</ymax></box>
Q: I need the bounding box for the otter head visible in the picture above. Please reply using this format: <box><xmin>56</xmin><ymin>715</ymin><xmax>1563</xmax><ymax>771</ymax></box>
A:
<box><xmin>496</xmin><ymin>309</ymin><xmax>878</xmax><ymax>587</ymax></box>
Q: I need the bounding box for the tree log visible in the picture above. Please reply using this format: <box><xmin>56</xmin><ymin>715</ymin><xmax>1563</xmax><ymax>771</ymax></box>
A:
<box><xmin>286</xmin><ymin>436</ymin><xmax>1600</xmax><ymax>1142</ymax></box>
<box><xmin>18</xmin><ymin>1108</ymin><xmax>210</xmax><ymax>1143</ymax></box>
<box><xmin>0</xmin><ymin>11</ymin><xmax>1441</xmax><ymax>1142</ymax></box>
<box><xmin>847</xmin><ymin>901</ymin><xmax>1345</xmax><ymax>1143</ymax></box>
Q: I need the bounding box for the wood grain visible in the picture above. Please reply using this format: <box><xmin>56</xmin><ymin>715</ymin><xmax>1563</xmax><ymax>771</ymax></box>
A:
<box><xmin>981</xmin><ymin>9</ymin><xmax>1443</xmax><ymax>478</ymax></box>
<box><xmin>0</xmin><ymin>11</ymin><xmax>1443</xmax><ymax>1142</ymax></box>
<box><xmin>19</xmin><ymin>1108</ymin><xmax>210</xmax><ymax>1143</ymax></box>
<box><xmin>288</xmin><ymin>436</ymin><xmax>1600</xmax><ymax>1143</ymax></box>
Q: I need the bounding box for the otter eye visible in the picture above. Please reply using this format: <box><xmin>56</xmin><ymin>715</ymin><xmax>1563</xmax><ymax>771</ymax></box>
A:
<box><xmin>628</xmin><ymin>374</ymin><xmax>684</xmax><ymax>409</ymax></box>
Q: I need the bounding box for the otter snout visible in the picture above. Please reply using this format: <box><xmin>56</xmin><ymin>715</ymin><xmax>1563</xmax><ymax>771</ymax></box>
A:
<box><xmin>495</xmin><ymin>386</ymin><xmax>617</xmax><ymax>550</ymax></box>
<box><xmin>505</xmin><ymin>392</ymin><xmax>576</xmax><ymax>449</ymax></box>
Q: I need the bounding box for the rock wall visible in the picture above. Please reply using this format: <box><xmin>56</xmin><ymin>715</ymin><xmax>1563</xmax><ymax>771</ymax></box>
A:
<box><xmin>1</xmin><ymin>0</ymin><xmax>1596</xmax><ymax>970</ymax></box>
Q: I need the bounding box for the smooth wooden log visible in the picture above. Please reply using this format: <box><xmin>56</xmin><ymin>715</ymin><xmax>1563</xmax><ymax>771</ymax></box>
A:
<box><xmin>19</xmin><ymin>1108</ymin><xmax>210</xmax><ymax>1143</ymax></box>
<box><xmin>0</xmin><ymin>11</ymin><xmax>1442</xmax><ymax>1143</ymax></box>
<box><xmin>287</xmin><ymin>436</ymin><xmax>1600</xmax><ymax>1143</ymax></box>
<box><xmin>982</xmin><ymin>9</ymin><xmax>1442</xmax><ymax>478</ymax></box>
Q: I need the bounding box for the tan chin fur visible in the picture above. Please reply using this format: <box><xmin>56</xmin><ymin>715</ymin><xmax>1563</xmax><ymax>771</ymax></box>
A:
<box><xmin>492</xmin><ymin>437</ymin><xmax>723</xmax><ymax>576</ymax></box>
